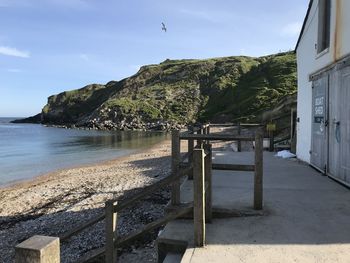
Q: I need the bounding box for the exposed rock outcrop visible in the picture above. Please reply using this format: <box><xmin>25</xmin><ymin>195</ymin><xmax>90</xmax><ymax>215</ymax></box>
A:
<box><xmin>14</xmin><ymin>52</ymin><xmax>297</xmax><ymax>130</ymax></box>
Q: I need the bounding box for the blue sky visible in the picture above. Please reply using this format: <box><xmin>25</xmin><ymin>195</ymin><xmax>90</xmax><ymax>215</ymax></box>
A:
<box><xmin>0</xmin><ymin>0</ymin><xmax>309</xmax><ymax>117</ymax></box>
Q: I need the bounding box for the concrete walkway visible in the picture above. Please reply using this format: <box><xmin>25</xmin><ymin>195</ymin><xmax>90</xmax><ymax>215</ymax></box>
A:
<box><xmin>158</xmin><ymin>150</ymin><xmax>350</xmax><ymax>263</ymax></box>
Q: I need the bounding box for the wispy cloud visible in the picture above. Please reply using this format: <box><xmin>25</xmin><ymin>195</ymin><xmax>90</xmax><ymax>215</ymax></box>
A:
<box><xmin>179</xmin><ymin>7</ymin><xmax>240</xmax><ymax>24</ymax></box>
<box><xmin>0</xmin><ymin>0</ymin><xmax>30</xmax><ymax>8</ymax></box>
<box><xmin>281</xmin><ymin>22</ymin><xmax>302</xmax><ymax>37</ymax></box>
<box><xmin>7</xmin><ymin>68</ymin><xmax>22</xmax><ymax>73</ymax></box>
<box><xmin>0</xmin><ymin>46</ymin><xmax>30</xmax><ymax>58</ymax></box>
<box><xmin>0</xmin><ymin>0</ymin><xmax>10</xmax><ymax>7</ymax></box>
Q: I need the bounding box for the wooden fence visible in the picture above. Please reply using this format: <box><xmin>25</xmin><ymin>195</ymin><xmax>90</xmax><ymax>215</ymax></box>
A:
<box><xmin>178</xmin><ymin>124</ymin><xmax>264</xmax><ymax>212</ymax></box>
<box><xmin>15</xmin><ymin>123</ymin><xmax>264</xmax><ymax>263</ymax></box>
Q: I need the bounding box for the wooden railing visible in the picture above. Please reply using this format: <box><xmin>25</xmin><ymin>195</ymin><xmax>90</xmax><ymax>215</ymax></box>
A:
<box><xmin>75</xmin><ymin>164</ymin><xmax>193</xmax><ymax>262</ymax></box>
<box><xmin>179</xmin><ymin>124</ymin><xmax>264</xmax><ymax>210</ymax></box>
<box><xmin>59</xmin><ymin>166</ymin><xmax>191</xmax><ymax>242</ymax></box>
<box><xmin>15</xmin><ymin>123</ymin><xmax>264</xmax><ymax>262</ymax></box>
<box><xmin>174</xmin><ymin>123</ymin><xmax>264</xmax><ymax>246</ymax></box>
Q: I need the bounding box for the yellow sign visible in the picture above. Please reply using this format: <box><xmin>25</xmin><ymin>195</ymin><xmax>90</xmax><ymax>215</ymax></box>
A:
<box><xmin>266</xmin><ymin>123</ymin><xmax>276</xmax><ymax>132</ymax></box>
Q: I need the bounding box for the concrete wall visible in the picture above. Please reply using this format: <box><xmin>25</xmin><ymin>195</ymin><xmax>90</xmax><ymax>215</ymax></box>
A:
<box><xmin>296</xmin><ymin>0</ymin><xmax>350</xmax><ymax>162</ymax></box>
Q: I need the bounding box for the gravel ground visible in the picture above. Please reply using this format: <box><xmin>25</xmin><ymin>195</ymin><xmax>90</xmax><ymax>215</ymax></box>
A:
<box><xmin>0</xmin><ymin>139</ymin><xmax>174</xmax><ymax>263</ymax></box>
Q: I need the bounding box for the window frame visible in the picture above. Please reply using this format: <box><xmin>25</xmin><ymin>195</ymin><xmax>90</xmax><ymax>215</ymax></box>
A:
<box><xmin>317</xmin><ymin>0</ymin><xmax>331</xmax><ymax>54</ymax></box>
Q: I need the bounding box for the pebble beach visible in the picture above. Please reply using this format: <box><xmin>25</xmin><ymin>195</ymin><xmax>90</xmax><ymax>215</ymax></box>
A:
<box><xmin>0</xmin><ymin>139</ymin><xmax>174</xmax><ymax>263</ymax></box>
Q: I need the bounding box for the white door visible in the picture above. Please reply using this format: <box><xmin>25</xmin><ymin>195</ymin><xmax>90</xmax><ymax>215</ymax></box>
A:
<box><xmin>339</xmin><ymin>66</ymin><xmax>350</xmax><ymax>183</ymax></box>
<box><xmin>311</xmin><ymin>76</ymin><xmax>327</xmax><ymax>171</ymax></box>
<box><xmin>328</xmin><ymin>65</ymin><xmax>350</xmax><ymax>184</ymax></box>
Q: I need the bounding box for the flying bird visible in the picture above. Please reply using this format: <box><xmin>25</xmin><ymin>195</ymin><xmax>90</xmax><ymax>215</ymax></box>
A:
<box><xmin>161</xmin><ymin>22</ymin><xmax>167</xmax><ymax>32</ymax></box>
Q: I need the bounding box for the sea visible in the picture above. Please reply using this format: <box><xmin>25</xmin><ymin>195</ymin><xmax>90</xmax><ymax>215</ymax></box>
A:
<box><xmin>0</xmin><ymin>117</ymin><xmax>167</xmax><ymax>187</ymax></box>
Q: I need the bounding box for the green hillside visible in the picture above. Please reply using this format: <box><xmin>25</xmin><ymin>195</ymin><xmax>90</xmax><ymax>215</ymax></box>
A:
<box><xmin>35</xmin><ymin>51</ymin><xmax>296</xmax><ymax>130</ymax></box>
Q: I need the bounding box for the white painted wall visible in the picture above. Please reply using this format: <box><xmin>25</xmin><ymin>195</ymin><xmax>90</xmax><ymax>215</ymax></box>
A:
<box><xmin>340</xmin><ymin>0</ymin><xmax>350</xmax><ymax>57</ymax></box>
<box><xmin>296</xmin><ymin>0</ymin><xmax>350</xmax><ymax>162</ymax></box>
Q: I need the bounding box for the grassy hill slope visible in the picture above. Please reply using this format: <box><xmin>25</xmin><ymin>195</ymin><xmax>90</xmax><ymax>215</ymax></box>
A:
<box><xmin>37</xmin><ymin>51</ymin><xmax>296</xmax><ymax>130</ymax></box>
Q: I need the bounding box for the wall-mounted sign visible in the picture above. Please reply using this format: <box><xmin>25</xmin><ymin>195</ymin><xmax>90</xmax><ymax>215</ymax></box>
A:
<box><xmin>266</xmin><ymin>123</ymin><xmax>276</xmax><ymax>132</ymax></box>
<box><xmin>314</xmin><ymin>95</ymin><xmax>324</xmax><ymax>118</ymax></box>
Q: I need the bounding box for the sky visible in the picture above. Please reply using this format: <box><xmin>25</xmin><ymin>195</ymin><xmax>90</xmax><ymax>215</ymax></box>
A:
<box><xmin>0</xmin><ymin>0</ymin><xmax>309</xmax><ymax>117</ymax></box>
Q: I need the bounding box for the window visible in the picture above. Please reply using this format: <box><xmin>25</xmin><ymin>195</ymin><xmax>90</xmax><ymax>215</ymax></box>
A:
<box><xmin>317</xmin><ymin>0</ymin><xmax>331</xmax><ymax>53</ymax></box>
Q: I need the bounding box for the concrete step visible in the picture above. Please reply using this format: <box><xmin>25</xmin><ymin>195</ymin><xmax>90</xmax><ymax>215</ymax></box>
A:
<box><xmin>157</xmin><ymin>236</ymin><xmax>188</xmax><ymax>263</ymax></box>
<box><xmin>163</xmin><ymin>252</ymin><xmax>183</xmax><ymax>263</ymax></box>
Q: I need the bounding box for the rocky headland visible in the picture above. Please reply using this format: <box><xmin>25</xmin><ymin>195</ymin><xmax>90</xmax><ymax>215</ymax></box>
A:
<box><xmin>14</xmin><ymin>52</ymin><xmax>297</xmax><ymax>130</ymax></box>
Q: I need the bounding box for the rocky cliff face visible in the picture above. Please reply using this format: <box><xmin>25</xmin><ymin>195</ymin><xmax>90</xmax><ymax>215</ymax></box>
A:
<box><xmin>32</xmin><ymin>51</ymin><xmax>296</xmax><ymax>130</ymax></box>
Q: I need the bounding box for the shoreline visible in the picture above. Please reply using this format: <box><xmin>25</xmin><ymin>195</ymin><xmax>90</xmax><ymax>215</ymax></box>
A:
<box><xmin>0</xmin><ymin>138</ymin><xmax>174</xmax><ymax>262</ymax></box>
<box><xmin>0</xmin><ymin>137</ymin><xmax>168</xmax><ymax>192</ymax></box>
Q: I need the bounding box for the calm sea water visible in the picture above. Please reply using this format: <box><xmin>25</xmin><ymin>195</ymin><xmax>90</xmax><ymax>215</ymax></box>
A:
<box><xmin>0</xmin><ymin>118</ymin><xmax>167</xmax><ymax>187</ymax></box>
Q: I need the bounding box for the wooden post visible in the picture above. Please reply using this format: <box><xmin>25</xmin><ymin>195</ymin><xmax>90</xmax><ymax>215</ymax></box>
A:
<box><xmin>205</xmin><ymin>124</ymin><xmax>210</xmax><ymax>135</ymax></box>
<box><xmin>193</xmin><ymin>148</ymin><xmax>206</xmax><ymax>247</ymax></box>
<box><xmin>254</xmin><ymin>129</ymin><xmax>263</xmax><ymax>210</ymax></box>
<box><xmin>237</xmin><ymin>123</ymin><xmax>242</xmax><ymax>152</ymax></box>
<box><xmin>290</xmin><ymin>109</ymin><xmax>294</xmax><ymax>142</ymax></box>
<box><xmin>171</xmin><ymin>130</ymin><xmax>181</xmax><ymax>205</ymax></box>
<box><xmin>204</xmin><ymin>144</ymin><xmax>212</xmax><ymax>223</ymax></box>
<box><xmin>269</xmin><ymin>130</ymin><xmax>274</xmax><ymax>152</ymax></box>
<box><xmin>291</xmin><ymin>109</ymin><xmax>297</xmax><ymax>154</ymax></box>
<box><xmin>196</xmin><ymin>127</ymin><xmax>203</xmax><ymax>148</ymax></box>
<box><xmin>205</xmin><ymin>125</ymin><xmax>210</xmax><ymax>144</ymax></box>
<box><xmin>105</xmin><ymin>200</ymin><xmax>118</xmax><ymax>263</ymax></box>
<box><xmin>188</xmin><ymin>126</ymin><xmax>194</xmax><ymax>180</ymax></box>
<box><xmin>15</xmin><ymin>235</ymin><xmax>60</xmax><ymax>263</ymax></box>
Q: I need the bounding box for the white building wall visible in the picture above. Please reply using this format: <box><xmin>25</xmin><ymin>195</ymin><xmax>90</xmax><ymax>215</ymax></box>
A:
<box><xmin>296</xmin><ymin>0</ymin><xmax>350</xmax><ymax>162</ymax></box>
<box><xmin>340</xmin><ymin>0</ymin><xmax>350</xmax><ymax>56</ymax></box>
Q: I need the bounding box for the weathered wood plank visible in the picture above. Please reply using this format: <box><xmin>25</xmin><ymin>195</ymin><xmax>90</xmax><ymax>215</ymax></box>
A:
<box><xmin>171</xmin><ymin>130</ymin><xmax>181</xmax><ymax>205</ymax></box>
<box><xmin>61</xmin><ymin>167</ymin><xmax>192</xmax><ymax>241</ymax></box>
<box><xmin>60</xmin><ymin>214</ymin><xmax>105</xmax><ymax>241</ymax></box>
<box><xmin>254</xmin><ymin>130</ymin><xmax>263</xmax><ymax>210</ymax></box>
<box><xmin>196</xmin><ymin>128</ymin><xmax>203</xmax><ymax>147</ymax></box>
<box><xmin>105</xmin><ymin>200</ymin><xmax>118</xmax><ymax>263</ymax></box>
<box><xmin>188</xmin><ymin>126</ymin><xmax>194</xmax><ymax>180</ymax></box>
<box><xmin>237</xmin><ymin>123</ymin><xmax>242</xmax><ymax>152</ymax></box>
<box><xmin>269</xmin><ymin>130</ymin><xmax>275</xmax><ymax>152</ymax></box>
<box><xmin>115</xmin><ymin>204</ymin><xmax>193</xmax><ymax>247</ymax></box>
<box><xmin>76</xmin><ymin>247</ymin><xmax>105</xmax><ymax>263</ymax></box>
<box><xmin>204</xmin><ymin>125</ymin><xmax>210</xmax><ymax>144</ymax></box>
<box><xmin>180</xmin><ymin>134</ymin><xmax>255</xmax><ymax>141</ymax></box>
<box><xmin>180</xmin><ymin>162</ymin><xmax>255</xmax><ymax>172</ymax></box>
<box><xmin>115</xmin><ymin>166</ymin><xmax>191</xmax><ymax>213</ymax></box>
<box><xmin>77</xmin><ymin>205</ymin><xmax>193</xmax><ymax>263</ymax></box>
<box><xmin>193</xmin><ymin>148</ymin><xmax>205</xmax><ymax>247</ymax></box>
<box><xmin>165</xmin><ymin>206</ymin><xmax>265</xmax><ymax>219</ymax></box>
<box><xmin>212</xmin><ymin>163</ymin><xmax>255</xmax><ymax>172</ymax></box>
<box><xmin>204</xmin><ymin>144</ymin><xmax>212</xmax><ymax>223</ymax></box>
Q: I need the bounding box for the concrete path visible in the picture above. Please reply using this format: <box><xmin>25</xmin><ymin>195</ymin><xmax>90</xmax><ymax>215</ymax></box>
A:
<box><xmin>158</xmin><ymin>151</ymin><xmax>350</xmax><ymax>262</ymax></box>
